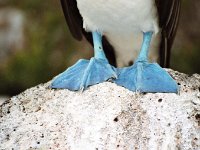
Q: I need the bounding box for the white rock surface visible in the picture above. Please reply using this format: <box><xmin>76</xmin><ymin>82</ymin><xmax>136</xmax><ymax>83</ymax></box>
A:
<box><xmin>0</xmin><ymin>69</ymin><xmax>200</xmax><ymax>150</ymax></box>
<box><xmin>0</xmin><ymin>96</ymin><xmax>9</xmax><ymax>106</ymax></box>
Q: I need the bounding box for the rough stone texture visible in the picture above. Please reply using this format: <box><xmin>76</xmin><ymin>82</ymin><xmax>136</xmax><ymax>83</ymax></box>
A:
<box><xmin>0</xmin><ymin>69</ymin><xmax>200</xmax><ymax>150</ymax></box>
<box><xmin>0</xmin><ymin>96</ymin><xmax>9</xmax><ymax>106</ymax></box>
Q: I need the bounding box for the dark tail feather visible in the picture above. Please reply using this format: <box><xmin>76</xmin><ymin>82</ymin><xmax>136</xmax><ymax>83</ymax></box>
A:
<box><xmin>159</xmin><ymin>32</ymin><xmax>169</xmax><ymax>68</ymax></box>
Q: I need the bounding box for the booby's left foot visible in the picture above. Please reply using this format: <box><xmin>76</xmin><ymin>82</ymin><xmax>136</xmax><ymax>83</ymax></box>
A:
<box><xmin>115</xmin><ymin>32</ymin><xmax>179</xmax><ymax>93</ymax></box>
<box><xmin>115</xmin><ymin>61</ymin><xmax>178</xmax><ymax>93</ymax></box>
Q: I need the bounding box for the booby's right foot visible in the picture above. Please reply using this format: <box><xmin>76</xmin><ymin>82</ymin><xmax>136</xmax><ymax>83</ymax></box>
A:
<box><xmin>51</xmin><ymin>58</ymin><xmax>117</xmax><ymax>91</ymax></box>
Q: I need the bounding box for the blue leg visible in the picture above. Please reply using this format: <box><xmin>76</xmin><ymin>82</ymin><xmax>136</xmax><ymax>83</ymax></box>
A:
<box><xmin>51</xmin><ymin>32</ymin><xmax>117</xmax><ymax>91</ymax></box>
<box><xmin>115</xmin><ymin>32</ymin><xmax>179</xmax><ymax>93</ymax></box>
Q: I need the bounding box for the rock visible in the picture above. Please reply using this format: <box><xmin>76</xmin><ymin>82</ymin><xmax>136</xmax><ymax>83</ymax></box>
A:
<box><xmin>0</xmin><ymin>69</ymin><xmax>200</xmax><ymax>150</ymax></box>
<box><xmin>0</xmin><ymin>96</ymin><xmax>9</xmax><ymax>106</ymax></box>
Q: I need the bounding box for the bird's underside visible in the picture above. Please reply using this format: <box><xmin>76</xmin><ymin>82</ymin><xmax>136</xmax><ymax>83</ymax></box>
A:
<box><xmin>51</xmin><ymin>0</ymin><xmax>181</xmax><ymax>93</ymax></box>
<box><xmin>76</xmin><ymin>0</ymin><xmax>159</xmax><ymax>67</ymax></box>
<box><xmin>60</xmin><ymin>0</ymin><xmax>181</xmax><ymax>67</ymax></box>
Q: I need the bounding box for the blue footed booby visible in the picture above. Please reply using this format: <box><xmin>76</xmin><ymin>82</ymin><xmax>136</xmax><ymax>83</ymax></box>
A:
<box><xmin>51</xmin><ymin>0</ymin><xmax>181</xmax><ymax>93</ymax></box>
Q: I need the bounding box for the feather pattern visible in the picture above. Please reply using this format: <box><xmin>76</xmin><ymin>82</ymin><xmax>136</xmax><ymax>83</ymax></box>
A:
<box><xmin>60</xmin><ymin>0</ymin><xmax>181</xmax><ymax>67</ymax></box>
<box><xmin>156</xmin><ymin>0</ymin><xmax>181</xmax><ymax>67</ymax></box>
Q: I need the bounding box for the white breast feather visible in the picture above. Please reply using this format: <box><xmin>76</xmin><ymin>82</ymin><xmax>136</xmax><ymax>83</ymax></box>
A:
<box><xmin>76</xmin><ymin>0</ymin><xmax>160</xmax><ymax>66</ymax></box>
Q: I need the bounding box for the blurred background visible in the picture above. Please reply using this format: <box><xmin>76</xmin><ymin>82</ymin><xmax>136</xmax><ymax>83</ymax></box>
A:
<box><xmin>0</xmin><ymin>0</ymin><xmax>199</xmax><ymax>99</ymax></box>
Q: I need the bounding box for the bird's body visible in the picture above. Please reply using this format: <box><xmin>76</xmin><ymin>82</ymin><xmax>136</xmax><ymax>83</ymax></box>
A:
<box><xmin>52</xmin><ymin>0</ymin><xmax>181</xmax><ymax>93</ymax></box>
<box><xmin>76</xmin><ymin>0</ymin><xmax>159</xmax><ymax>66</ymax></box>
<box><xmin>77</xmin><ymin>0</ymin><xmax>158</xmax><ymax>34</ymax></box>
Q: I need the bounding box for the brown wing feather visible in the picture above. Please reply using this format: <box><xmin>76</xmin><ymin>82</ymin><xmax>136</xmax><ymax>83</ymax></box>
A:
<box><xmin>60</xmin><ymin>0</ymin><xmax>83</xmax><ymax>40</ymax></box>
<box><xmin>156</xmin><ymin>0</ymin><xmax>181</xmax><ymax>67</ymax></box>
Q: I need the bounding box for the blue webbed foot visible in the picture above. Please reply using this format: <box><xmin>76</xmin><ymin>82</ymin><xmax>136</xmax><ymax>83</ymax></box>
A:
<box><xmin>115</xmin><ymin>61</ymin><xmax>179</xmax><ymax>93</ymax></box>
<box><xmin>51</xmin><ymin>58</ymin><xmax>117</xmax><ymax>91</ymax></box>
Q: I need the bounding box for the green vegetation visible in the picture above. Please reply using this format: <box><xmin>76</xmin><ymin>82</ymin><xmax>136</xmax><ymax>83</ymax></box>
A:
<box><xmin>0</xmin><ymin>1</ymin><xmax>81</xmax><ymax>95</ymax></box>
